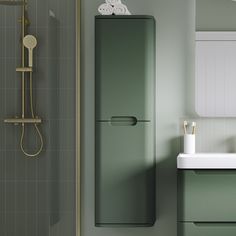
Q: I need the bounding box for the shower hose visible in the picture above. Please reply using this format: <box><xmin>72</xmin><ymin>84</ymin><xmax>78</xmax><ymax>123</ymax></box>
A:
<box><xmin>20</xmin><ymin>71</ymin><xmax>43</xmax><ymax>157</ymax></box>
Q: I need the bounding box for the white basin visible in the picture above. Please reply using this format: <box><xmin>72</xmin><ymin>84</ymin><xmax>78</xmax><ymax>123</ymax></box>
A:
<box><xmin>177</xmin><ymin>153</ymin><xmax>236</xmax><ymax>169</ymax></box>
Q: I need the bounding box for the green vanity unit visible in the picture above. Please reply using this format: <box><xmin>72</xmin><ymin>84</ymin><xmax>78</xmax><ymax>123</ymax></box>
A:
<box><xmin>177</xmin><ymin>153</ymin><xmax>236</xmax><ymax>236</ymax></box>
<box><xmin>95</xmin><ymin>16</ymin><xmax>156</xmax><ymax>227</ymax></box>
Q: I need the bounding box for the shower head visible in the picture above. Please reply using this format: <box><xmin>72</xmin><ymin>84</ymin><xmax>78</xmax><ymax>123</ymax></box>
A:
<box><xmin>0</xmin><ymin>0</ymin><xmax>25</xmax><ymax>5</ymax></box>
<box><xmin>23</xmin><ymin>35</ymin><xmax>37</xmax><ymax>49</ymax></box>
<box><xmin>23</xmin><ymin>35</ymin><xmax>37</xmax><ymax>67</ymax></box>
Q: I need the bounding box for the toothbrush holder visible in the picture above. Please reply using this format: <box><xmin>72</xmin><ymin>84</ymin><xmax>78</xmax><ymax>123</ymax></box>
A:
<box><xmin>184</xmin><ymin>134</ymin><xmax>195</xmax><ymax>154</ymax></box>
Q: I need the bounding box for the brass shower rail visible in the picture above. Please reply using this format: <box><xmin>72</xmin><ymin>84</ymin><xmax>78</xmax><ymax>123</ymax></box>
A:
<box><xmin>2</xmin><ymin>0</ymin><xmax>44</xmax><ymax>157</ymax></box>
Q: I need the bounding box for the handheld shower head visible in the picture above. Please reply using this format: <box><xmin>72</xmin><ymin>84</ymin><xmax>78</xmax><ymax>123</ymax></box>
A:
<box><xmin>23</xmin><ymin>34</ymin><xmax>37</xmax><ymax>49</ymax></box>
<box><xmin>0</xmin><ymin>0</ymin><xmax>25</xmax><ymax>5</ymax></box>
<box><xmin>23</xmin><ymin>35</ymin><xmax>37</xmax><ymax>67</ymax></box>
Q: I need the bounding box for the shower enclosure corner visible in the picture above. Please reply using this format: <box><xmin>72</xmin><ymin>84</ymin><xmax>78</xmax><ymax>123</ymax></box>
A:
<box><xmin>0</xmin><ymin>0</ymin><xmax>79</xmax><ymax>235</ymax></box>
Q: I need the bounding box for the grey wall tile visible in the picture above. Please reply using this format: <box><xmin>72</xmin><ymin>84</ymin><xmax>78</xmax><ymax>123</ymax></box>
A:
<box><xmin>5</xmin><ymin>125</ymin><xmax>17</xmax><ymax>150</ymax></box>
<box><xmin>34</xmin><ymin>59</ymin><xmax>49</xmax><ymax>89</ymax></box>
<box><xmin>37</xmin><ymin>152</ymin><xmax>50</xmax><ymax>181</ymax></box>
<box><xmin>5</xmin><ymin>6</ymin><xmax>16</xmax><ymax>28</ymax></box>
<box><xmin>25</xmin><ymin>156</ymin><xmax>37</xmax><ymax>181</ymax></box>
<box><xmin>0</xmin><ymin>29</ymin><xmax>6</xmax><ymax>58</ymax></box>
<box><xmin>58</xmin><ymin>150</ymin><xmax>75</xmax><ymax>181</ymax></box>
<box><xmin>46</xmin><ymin>90</ymin><xmax>59</xmax><ymax>119</ymax></box>
<box><xmin>15</xmin><ymin>151</ymin><xmax>28</xmax><ymax>181</ymax></box>
<box><xmin>15</xmin><ymin>213</ymin><xmax>27</xmax><ymax>236</ymax></box>
<box><xmin>0</xmin><ymin>7</ymin><xmax>5</xmax><ymax>28</ymax></box>
<box><xmin>0</xmin><ymin>183</ymin><xmax>5</xmax><ymax>213</ymax></box>
<box><xmin>37</xmin><ymin>182</ymin><xmax>49</xmax><ymax>213</ymax></box>
<box><xmin>48</xmin><ymin>120</ymin><xmax>60</xmax><ymax>150</ymax></box>
<box><xmin>0</xmin><ymin>59</ymin><xmax>6</xmax><ymax>88</ymax></box>
<box><xmin>6</xmin><ymin>182</ymin><xmax>16</xmax><ymax>212</ymax></box>
<box><xmin>15</xmin><ymin>182</ymin><xmax>26</xmax><ymax>211</ymax></box>
<box><xmin>5</xmin><ymin>59</ymin><xmax>17</xmax><ymax>89</ymax></box>
<box><xmin>59</xmin><ymin>89</ymin><xmax>75</xmax><ymax>119</ymax></box>
<box><xmin>48</xmin><ymin>150</ymin><xmax>60</xmax><ymax>182</ymax></box>
<box><xmin>26</xmin><ymin>213</ymin><xmax>37</xmax><ymax>236</ymax></box>
<box><xmin>5</xmin><ymin>29</ymin><xmax>16</xmax><ymax>59</ymax></box>
<box><xmin>58</xmin><ymin>28</ymin><xmax>75</xmax><ymax>59</ymax></box>
<box><xmin>36</xmin><ymin>0</ymin><xmax>49</xmax><ymax>28</ymax></box>
<box><xmin>35</xmin><ymin>88</ymin><xmax>49</xmax><ymax>116</ymax></box>
<box><xmin>0</xmin><ymin>119</ymin><xmax>6</xmax><ymax>151</ymax></box>
<box><xmin>0</xmin><ymin>213</ymin><xmax>6</xmax><ymax>235</ymax></box>
<box><xmin>37</xmin><ymin>213</ymin><xmax>50</xmax><ymax>236</ymax></box>
<box><xmin>61</xmin><ymin>120</ymin><xmax>75</xmax><ymax>149</ymax></box>
<box><xmin>5</xmin><ymin>89</ymin><xmax>20</xmax><ymax>117</ymax></box>
<box><xmin>6</xmin><ymin>213</ymin><xmax>15</xmax><ymax>236</ymax></box>
<box><xmin>5</xmin><ymin>151</ymin><xmax>16</xmax><ymax>180</ymax></box>
<box><xmin>58</xmin><ymin>59</ymin><xmax>75</xmax><ymax>89</ymax></box>
<box><xmin>59</xmin><ymin>181</ymin><xmax>75</xmax><ymax>212</ymax></box>
<box><xmin>26</xmin><ymin>182</ymin><xmax>37</xmax><ymax>211</ymax></box>
<box><xmin>0</xmin><ymin>158</ymin><xmax>6</xmax><ymax>180</ymax></box>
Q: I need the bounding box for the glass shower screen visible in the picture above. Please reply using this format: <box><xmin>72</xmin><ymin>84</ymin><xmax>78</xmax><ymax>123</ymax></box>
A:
<box><xmin>0</xmin><ymin>0</ymin><xmax>78</xmax><ymax>235</ymax></box>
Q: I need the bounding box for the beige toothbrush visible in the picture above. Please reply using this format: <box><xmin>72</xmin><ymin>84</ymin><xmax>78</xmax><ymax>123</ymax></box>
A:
<box><xmin>183</xmin><ymin>120</ymin><xmax>188</xmax><ymax>135</ymax></box>
<box><xmin>192</xmin><ymin>122</ymin><xmax>196</xmax><ymax>135</ymax></box>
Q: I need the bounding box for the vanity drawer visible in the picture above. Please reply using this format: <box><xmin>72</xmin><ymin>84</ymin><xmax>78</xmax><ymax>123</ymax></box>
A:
<box><xmin>178</xmin><ymin>170</ymin><xmax>236</xmax><ymax>221</ymax></box>
<box><xmin>178</xmin><ymin>222</ymin><xmax>236</xmax><ymax>236</ymax></box>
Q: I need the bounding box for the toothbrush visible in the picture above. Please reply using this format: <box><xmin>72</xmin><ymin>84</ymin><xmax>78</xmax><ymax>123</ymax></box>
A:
<box><xmin>192</xmin><ymin>122</ymin><xmax>196</xmax><ymax>135</ymax></box>
<box><xmin>183</xmin><ymin>121</ymin><xmax>188</xmax><ymax>135</ymax></box>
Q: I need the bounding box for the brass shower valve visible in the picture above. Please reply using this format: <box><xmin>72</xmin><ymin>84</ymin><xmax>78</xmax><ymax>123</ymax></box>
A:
<box><xmin>4</xmin><ymin>118</ymin><xmax>42</xmax><ymax>125</ymax></box>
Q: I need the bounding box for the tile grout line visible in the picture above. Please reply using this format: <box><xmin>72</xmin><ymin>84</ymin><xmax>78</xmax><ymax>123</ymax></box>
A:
<box><xmin>14</xmin><ymin>5</ymin><xmax>17</xmax><ymax>236</ymax></box>
<box><xmin>35</xmin><ymin>0</ymin><xmax>39</xmax><ymax>235</ymax></box>
<box><xmin>4</xmin><ymin>5</ymin><xmax>6</xmax><ymax>236</ymax></box>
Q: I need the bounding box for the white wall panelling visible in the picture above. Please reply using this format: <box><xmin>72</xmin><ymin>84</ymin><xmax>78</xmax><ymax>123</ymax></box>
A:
<box><xmin>196</xmin><ymin>31</ymin><xmax>236</xmax><ymax>117</ymax></box>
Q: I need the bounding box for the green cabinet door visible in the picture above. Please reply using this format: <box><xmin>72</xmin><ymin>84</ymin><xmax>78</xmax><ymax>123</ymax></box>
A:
<box><xmin>179</xmin><ymin>223</ymin><xmax>236</xmax><ymax>236</ymax></box>
<box><xmin>95</xmin><ymin>121</ymin><xmax>155</xmax><ymax>226</ymax></box>
<box><xmin>95</xmin><ymin>16</ymin><xmax>155</xmax><ymax>121</ymax></box>
<box><xmin>178</xmin><ymin>170</ymin><xmax>236</xmax><ymax>222</ymax></box>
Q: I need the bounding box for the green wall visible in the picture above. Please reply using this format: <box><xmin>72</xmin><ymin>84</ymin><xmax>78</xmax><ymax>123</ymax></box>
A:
<box><xmin>81</xmin><ymin>0</ymin><xmax>194</xmax><ymax>235</ymax></box>
<box><xmin>196</xmin><ymin>0</ymin><xmax>236</xmax><ymax>31</ymax></box>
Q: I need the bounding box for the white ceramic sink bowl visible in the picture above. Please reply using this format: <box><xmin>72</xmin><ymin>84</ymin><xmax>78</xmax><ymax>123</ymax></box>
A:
<box><xmin>177</xmin><ymin>153</ymin><xmax>236</xmax><ymax>169</ymax></box>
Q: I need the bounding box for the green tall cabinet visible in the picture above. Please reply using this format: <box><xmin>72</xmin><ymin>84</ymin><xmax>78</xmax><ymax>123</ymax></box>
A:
<box><xmin>95</xmin><ymin>16</ymin><xmax>156</xmax><ymax>227</ymax></box>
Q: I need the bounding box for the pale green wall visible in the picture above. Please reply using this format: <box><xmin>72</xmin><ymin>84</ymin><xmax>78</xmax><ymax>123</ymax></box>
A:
<box><xmin>81</xmin><ymin>0</ymin><xmax>194</xmax><ymax>235</ymax></box>
<box><xmin>196</xmin><ymin>0</ymin><xmax>236</xmax><ymax>30</ymax></box>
